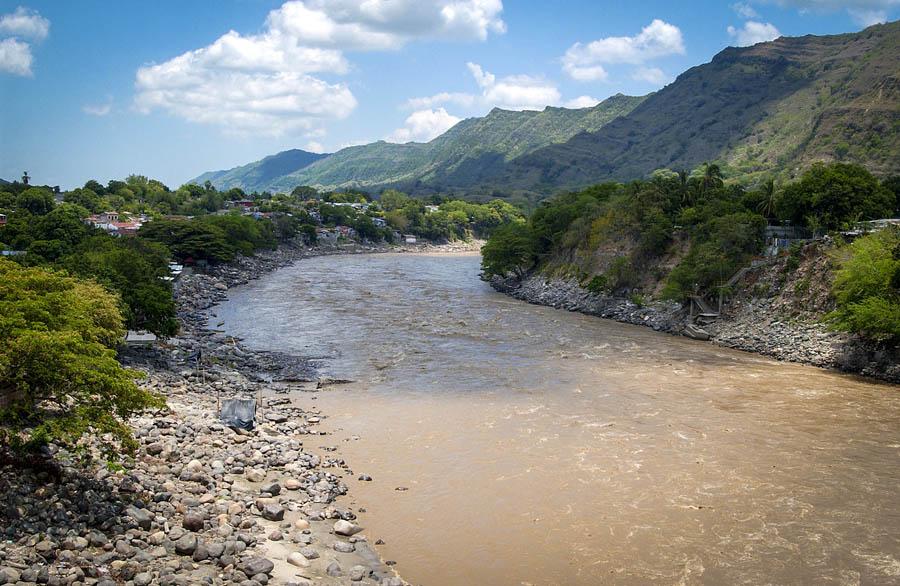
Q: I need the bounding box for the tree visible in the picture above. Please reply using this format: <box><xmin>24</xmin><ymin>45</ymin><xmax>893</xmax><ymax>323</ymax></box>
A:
<box><xmin>756</xmin><ymin>178</ymin><xmax>777</xmax><ymax>220</ymax></box>
<box><xmin>16</xmin><ymin>188</ymin><xmax>55</xmax><ymax>216</ymax></box>
<box><xmin>481</xmin><ymin>222</ymin><xmax>537</xmax><ymax>279</ymax></box>
<box><xmin>62</xmin><ymin>236</ymin><xmax>178</xmax><ymax>336</ymax></box>
<box><xmin>0</xmin><ymin>259</ymin><xmax>164</xmax><ymax>462</ymax></box>
<box><xmin>776</xmin><ymin>163</ymin><xmax>895</xmax><ymax>230</ymax></box>
<box><xmin>699</xmin><ymin>162</ymin><xmax>724</xmax><ymax>198</ymax></box>
<box><xmin>64</xmin><ymin>187</ymin><xmax>103</xmax><ymax>212</ymax></box>
<box><xmin>291</xmin><ymin>185</ymin><xmax>319</xmax><ymax>199</ymax></box>
<box><xmin>826</xmin><ymin>226</ymin><xmax>900</xmax><ymax>341</ymax></box>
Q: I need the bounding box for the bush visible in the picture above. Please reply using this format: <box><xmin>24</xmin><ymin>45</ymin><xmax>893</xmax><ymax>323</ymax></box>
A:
<box><xmin>0</xmin><ymin>260</ymin><xmax>164</xmax><ymax>462</ymax></box>
<box><xmin>826</xmin><ymin>226</ymin><xmax>900</xmax><ymax>341</ymax></box>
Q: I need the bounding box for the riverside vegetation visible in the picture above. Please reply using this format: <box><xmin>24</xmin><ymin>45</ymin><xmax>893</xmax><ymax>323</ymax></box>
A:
<box><xmin>482</xmin><ymin>161</ymin><xmax>900</xmax><ymax>378</ymax></box>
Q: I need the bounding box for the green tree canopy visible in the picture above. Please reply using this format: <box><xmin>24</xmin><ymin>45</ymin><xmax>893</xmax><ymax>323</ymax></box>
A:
<box><xmin>776</xmin><ymin>163</ymin><xmax>895</xmax><ymax>230</ymax></box>
<box><xmin>481</xmin><ymin>222</ymin><xmax>537</xmax><ymax>279</ymax></box>
<box><xmin>16</xmin><ymin>187</ymin><xmax>55</xmax><ymax>216</ymax></box>
<box><xmin>0</xmin><ymin>259</ymin><xmax>164</xmax><ymax>462</ymax></box>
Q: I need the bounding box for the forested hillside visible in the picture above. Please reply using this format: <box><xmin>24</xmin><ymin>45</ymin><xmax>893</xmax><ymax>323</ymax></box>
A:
<box><xmin>191</xmin><ymin>22</ymin><xmax>900</xmax><ymax>198</ymax></box>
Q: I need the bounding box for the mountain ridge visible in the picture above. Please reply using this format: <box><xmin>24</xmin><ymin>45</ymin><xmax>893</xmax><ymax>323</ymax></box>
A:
<box><xmin>192</xmin><ymin>94</ymin><xmax>646</xmax><ymax>193</ymax></box>
<box><xmin>191</xmin><ymin>21</ymin><xmax>900</xmax><ymax>196</ymax></box>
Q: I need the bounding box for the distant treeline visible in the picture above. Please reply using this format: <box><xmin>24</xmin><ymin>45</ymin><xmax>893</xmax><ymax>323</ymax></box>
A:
<box><xmin>0</xmin><ymin>176</ymin><xmax>524</xmax><ymax>337</ymax></box>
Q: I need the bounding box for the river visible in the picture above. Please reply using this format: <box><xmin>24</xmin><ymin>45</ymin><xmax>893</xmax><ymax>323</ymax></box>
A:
<box><xmin>211</xmin><ymin>252</ymin><xmax>900</xmax><ymax>585</ymax></box>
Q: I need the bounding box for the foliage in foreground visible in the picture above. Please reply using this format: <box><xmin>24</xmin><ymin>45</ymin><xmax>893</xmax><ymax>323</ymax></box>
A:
<box><xmin>0</xmin><ymin>259</ymin><xmax>164</xmax><ymax>462</ymax></box>
<box><xmin>827</xmin><ymin>226</ymin><xmax>900</xmax><ymax>341</ymax></box>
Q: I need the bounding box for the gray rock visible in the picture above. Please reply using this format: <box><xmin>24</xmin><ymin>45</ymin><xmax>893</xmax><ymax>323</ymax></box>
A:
<box><xmin>134</xmin><ymin>572</ymin><xmax>154</xmax><ymax>586</ymax></box>
<box><xmin>261</xmin><ymin>482</ymin><xmax>281</xmax><ymax>496</ymax></box>
<box><xmin>333</xmin><ymin>519</ymin><xmax>363</xmax><ymax>536</ymax></box>
<box><xmin>349</xmin><ymin>565</ymin><xmax>368</xmax><ymax>581</ymax></box>
<box><xmin>192</xmin><ymin>542</ymin><xmax>209</xmax><ymax>561</ymax></box>
<box><xmin>183</xmin><ymin>512</ymin><xmax>205</xmax><ymax>531</ymax></box>
<box><xmin>241</xmin><ymin>557</ymin><xmax>275</xmax><ymax>576</ymax></box>
<box><xmin>207</xmin><ymin>542</ymin><xmax>225</xmax><ymax>558</ymax></box>
<box><xmin>326</xmin><ymin>561</ymin><xmax>342</xmax><ymax>577</ymax></box>
<box><xmin>127</xmin><ymin>505</ymin><xmax>154</xmax><ymax>530</ymax></box>
<box><xmin>61</xmin><ymin>535</ymin><xmax>89</xmax><ymax>551</ymax></box>
<box><xmin>174</xmin><ymin>534</ymin><xmax>198</xmax><ymax>555</ymax></box>
<box><xmin>298</xmin><ymin>546</ymin><xmax>319</xmax><ymax>560</ymax></box>
<box><xmin>333</xmin><ymin>540</ymin><xmax>355</xmax><ymax>553</ymax></box>
<box><xmin>0</xmin><ymin>568</ymin><xmax>21</xmax><ymax>584</ymax></box>
<box><xmin>261</xmin><ymin>504</ymin><xmax>284</xmax><ymax>521</ymax></box>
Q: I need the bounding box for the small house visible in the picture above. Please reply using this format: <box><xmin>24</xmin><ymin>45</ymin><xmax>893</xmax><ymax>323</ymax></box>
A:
<box><xmin>404</xmin><ymin>234</ymin><xmax>417</xmax><ymax>244</ymax></box>
<box><xmin>98</xmin><ymin>211</ymin><xmax>120</xmax><ymax>224</ymax></box>
<box><xmin>373</xmin><ymin>217</ymin><xmax>387</xmax><ymax>228</ymax></box>
<box><xmin>0</xmin><ymin>213</ymin><xmax>6</xmax><ymax>226</ymax></box>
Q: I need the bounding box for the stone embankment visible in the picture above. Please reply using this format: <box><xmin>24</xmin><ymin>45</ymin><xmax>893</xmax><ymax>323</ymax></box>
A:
<box><xmin>491</xmin><ymin>241</ymin><xmax>899</xmax><ymax>383</ymax></box>
<box><xmin>0</xmin><ymin>241</ymin><xmax>415</xmax><ymax>586</ymax></box>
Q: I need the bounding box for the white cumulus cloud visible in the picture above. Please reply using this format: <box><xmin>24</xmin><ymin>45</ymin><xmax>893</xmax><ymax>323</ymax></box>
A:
<box><xmin>732</xmin><ymin>2</ymin><xmax>761</xmax><ymax>18</ymax></box>
<box><xmin>562</xmin><ymin>19</ymin><xmax>685</xmax><ymax>82</ymax></box>
<box><xmin>727</xmin><ymin>21</ymin><xmax>782</xmax><ymax>46</ymax></box>
<box><xmin>0</xmin><ymin>6</ymin><xmax>49</xmax><ymax>41</ymax></box>
<box><xmin>467</xmin><ymin>62</ymin><xmax>561</xmax><ymax>111</ymax></box>
<box><xmin>268</xmin><ymin>0</ymin><xmax>505</xmax><ymax>50</ymax></box>
<box><xmin>563</xmin><ymin>95</ymin><xmax>601</xmax><ymax>109</ymax></box>
<box><xmin>405</xmin><ymin>92</ymin><xmax>477</xmax><ymax>109</ymax></box>
<box><xmin>0</xmin><ymin>6</ymin><xmax>49</xmax><ymax>77</ymax></box>
<box><xmin>387</xmin><ymin>107</ymin><xmax>461</xmax><ymax>143</ymax></box>
<box><xmin>0</xmin><ymin>37</ymin><xmax>32</xmax><ymax>76</ymax></box>
<box><xmin>631</xmin><ymin>66</ymin><xmax>670</xmax><ymax>86</ymax></box>
<box><xmin>134</xmin><ymin>1</ymin><xmax>503</xmax><ymax>137</ymax></box>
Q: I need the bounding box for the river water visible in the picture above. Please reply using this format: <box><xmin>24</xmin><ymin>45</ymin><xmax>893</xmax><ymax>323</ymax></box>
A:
<box><xmin>212</xmin><ymin>253</ymin><xmax>900</xmax><ymax>585</ymax></box>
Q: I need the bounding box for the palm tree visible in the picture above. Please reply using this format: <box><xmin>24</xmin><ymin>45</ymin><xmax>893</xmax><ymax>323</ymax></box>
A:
<box><xmin>677</xmin><ymin>169</ymin><xmax>691</xmax><ymax>206</ymax></box>
<box><xmin>756</xmin><ymin>177</ymin><xmax>777</xmax><ymax>220</ymax></box>
<box><xmin>700</xmin><ymin>162</ymin><xmax>724</xmax><ymax>197</ymax></box>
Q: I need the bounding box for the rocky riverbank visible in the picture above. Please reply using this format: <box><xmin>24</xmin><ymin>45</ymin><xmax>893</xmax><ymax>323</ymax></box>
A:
<box><xmin>491</xmin><ymin>241</ymin><xmax>900</xmax><ymax>383</ymax></box>
<box><xmin>0</xmin><ymin>240</ymin><xmax>417</xmax><ymax>586</ymax></box>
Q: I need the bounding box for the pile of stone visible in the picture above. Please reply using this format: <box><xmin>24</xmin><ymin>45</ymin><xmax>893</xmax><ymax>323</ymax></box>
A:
<box><xmin>0</xmin><ymin>373</ymin><xmax>402</xmax><ymax>585</ymax></box>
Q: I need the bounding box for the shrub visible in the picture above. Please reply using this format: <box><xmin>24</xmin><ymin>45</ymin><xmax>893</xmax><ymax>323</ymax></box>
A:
<box><xmin>826</xmin><ymin>226</ymin><xmax>900</xmax><ymax>341</ymax></box>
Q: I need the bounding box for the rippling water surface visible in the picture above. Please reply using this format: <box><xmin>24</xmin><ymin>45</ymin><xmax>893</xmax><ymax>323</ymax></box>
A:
<box><xmin>213</xmin><ymin>253</ymin><xmax>900</xmax><ymax>585</ymax></box>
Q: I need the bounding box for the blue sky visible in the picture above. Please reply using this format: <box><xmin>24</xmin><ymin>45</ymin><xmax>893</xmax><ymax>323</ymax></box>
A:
<box><xmin>1</xmin><ymin>0</ymin><xmax>897</xmax><ymax>189</ymax></box>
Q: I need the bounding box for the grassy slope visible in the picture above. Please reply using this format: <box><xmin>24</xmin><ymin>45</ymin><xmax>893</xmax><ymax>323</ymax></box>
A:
<box><xmin>496</xmin><ymin>21</ymin><xmax>900</xmax><ymax>193</ymax></box>
<box><xmin>264</xmin><ymin>94</ymin><xmax>646</xmax><ymax>192</ymax></box>
<box><xmin>192</xmin><ymin>149</ymin><xmax>329</xmax><ymax>192</ymax></box>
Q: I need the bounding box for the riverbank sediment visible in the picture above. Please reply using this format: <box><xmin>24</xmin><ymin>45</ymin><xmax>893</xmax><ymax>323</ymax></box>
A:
<box><xmin>0</xmin><ymin>240</ymin><xmax>428</xmax><ymax>586</ymax></box>
<box><xmin>490</xmin><ymin>245</ymin><xmax>900</xmax><ymax>383</ymax></box>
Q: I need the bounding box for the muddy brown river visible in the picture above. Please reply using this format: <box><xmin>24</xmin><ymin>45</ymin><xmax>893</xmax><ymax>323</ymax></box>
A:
<box><xmin>213</xmin><ymin>252</ymin><xmax>900</xmax><ymax>585</ymax></box>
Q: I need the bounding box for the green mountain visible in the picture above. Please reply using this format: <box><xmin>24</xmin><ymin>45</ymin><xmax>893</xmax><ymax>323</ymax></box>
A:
<box><xmin>193</xmin><ymin>149</ymin><xmax>329</xmax><ymax>192</ymax></box>
<box><xmin>493</xmin><ymin>21</ymin><xmax>900</xmax><ymax>192</ymax></box>
<box><xmin>193</xmin><ymin>22</ymin><xmax>900</xmax><ymax>197</ymax></box>
<box><xmin>193</xmin><ymin>94</ymin><xmax>646</xmax><ymax>193</ymax></box>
